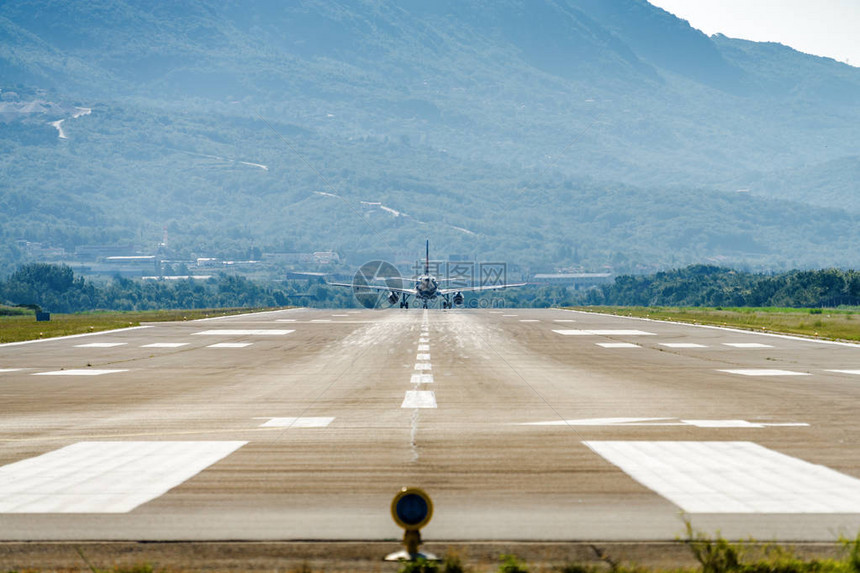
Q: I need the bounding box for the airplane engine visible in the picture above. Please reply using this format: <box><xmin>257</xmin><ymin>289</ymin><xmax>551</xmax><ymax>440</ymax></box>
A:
<box><xmin>387</xmin><ymin>292</ymin><xmax>400</xmax><ymax>305</ymax></box>
<box><xmin>452</xmin><ymin>292</ymin><xmax>464</xmax><ymax>306</ymax></box>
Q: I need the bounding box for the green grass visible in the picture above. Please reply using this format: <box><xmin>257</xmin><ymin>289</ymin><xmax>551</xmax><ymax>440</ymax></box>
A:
<box><xmin>572</xmin><ymin>306</ymin><xmax>860</xmax><ymax>342</ymax></box>
<box><xmin>0</xmin><ymin>307</ymin><xmax>286</xmax><ymax>344</ymax></box>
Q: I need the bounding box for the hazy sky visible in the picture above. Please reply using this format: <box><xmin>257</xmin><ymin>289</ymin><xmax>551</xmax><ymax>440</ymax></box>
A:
<box><xmin>648</xmin><ymin>0</ymin><xmax>860</xmax><ymax>66</ymax></box>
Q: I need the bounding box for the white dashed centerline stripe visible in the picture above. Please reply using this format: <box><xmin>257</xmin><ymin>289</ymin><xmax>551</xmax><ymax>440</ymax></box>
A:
<box><xmin>0</xmin><ymin>441</ymin><xmax>246</xmax><ymax>513</ymax></box>
<box><xmin>193</xmin><ymin>329</ymin><xmax>294</xmax><ymax>336</ymax></box>
<box><xmin>418</xmin><ymin>345</ymin><xmax>430</xmax><ymax>351</ymax></box>
<box><xmin>414</xmin><ymin>363</ymin><xmax>432</xmax><ymax>371</ymax></box>
<box><xmin>828</xmin><ymin>370</ymin><xmax>860</xmax><ymax>375</ymax></box>
<box><xmin>402</xmin><ymin>391</ymin><xmax>437</xmax><ymax>408</ymax></box>
<box><xmin>410</xmin><ymin>374</ymin><xmax>434</xmax><ymax>384</ymax></box>
<box><xmin>584</xmin><ymin>441</ymin><xmax>860</xmax><ymax>513</ymax></box>
<box><xmin>207</xmin><ymin>342</ymin><xmax>252</xmax><ymax>349</ymax></box>
<box><xmin>416</xmin><ymin>353</ymin><xmax>431</xmax><ymax>361</ymax></box>
<box><xmin>0</xmin><ymin>369</ymin><xmax>23</xmax><ymax>373</ymax></box>
<box><xmin>718</xmin><ymin>369</ymin><xmax>809</xmax><ymax>377</ymax></box>
<box><xmin>259</xmin><ymin>417</ymin><xmax>334</xmax><ymax>428</ymax></box>
<box><xmin>74</xmin><ymin>342</ymin><xmax>128</xmax><ymax>348</ymax></box>
<box><xmin>33</xmin><ymin>369</ymin><xmax>128</xmax><ymax>377</ymax></box>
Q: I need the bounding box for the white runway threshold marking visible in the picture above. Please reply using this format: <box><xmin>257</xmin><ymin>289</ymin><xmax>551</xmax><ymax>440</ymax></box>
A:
<box><xmin>554</xmin><ymin>329</ymin><xmax>656</xmax><ymax>336</ymax></box>
<box><xmin>411</xmin><ymin>373</ymin><xmax>434</xmax><ymax>384</ymax></box>
<box><xmin>0</xmin><ymin>441</ymin><xmax>246</xmax><ymax>513</ymax></box>
<box><xmin>74</xmin><ymin>342</ymin><xmax>127</xmax><ymax>348</ymax></box>
<box><xmin>142</xmin><ymin>343</ymin><xmax>189</xmax><ymax>348</ymax></box>
<box><xmin>33</xmin><ymin>369</ymin><xmax>128</xmax><ymax>376</ymax></box>
<box><xmin>259</xmin><ymin>417</ymin><xmax>334</xmax><ymax>428</ymax></box>
<box><xmin>402</xmin><ymin>391</ymin><xmax>437</xmax><ymax>408</ymax></box>
<box><xmin>584</xmin><ymin>441</ymin><xmax>860</xmax><ymax>513</ymax></box>
<box><xmin>719</xmin><ymin>369</ymin><xmax>809</xmax><ymax>377</ymax></box>
<box><xmin>192</xmin><ymin>329</ymin><xmax>294</xmax><ymax>336</ymax></box>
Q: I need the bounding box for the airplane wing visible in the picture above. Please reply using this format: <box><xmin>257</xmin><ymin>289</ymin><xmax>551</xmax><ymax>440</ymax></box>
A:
<box><xmin>326</xmin><ymin>281</ymin><xmax>415</xmax><ymax>295</ymax></box>
<box><xmin>438</xmin><ymin>283</ymin><xmax>527</xmax><ymax>295</ymax></box>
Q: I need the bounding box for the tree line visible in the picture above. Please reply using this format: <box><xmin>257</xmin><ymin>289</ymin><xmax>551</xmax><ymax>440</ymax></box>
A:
<box><xmin>585</xmin><ymin>265</ymin><xmax>860</xmax><ymax>308</ymax></box>
<box><xmin>0</xmin><ymin>263</ymin><xmax>354</xmax><ymax>313</ymax></box>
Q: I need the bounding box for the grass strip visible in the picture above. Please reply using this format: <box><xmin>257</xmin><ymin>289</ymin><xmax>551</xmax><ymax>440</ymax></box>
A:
<box><xmin>0</xmin><ymin>307</ymin><xmax>287</xmax><ymax>344</ymax></box>
<box><xmin>571</xmin><ymin>306</ymin><xmax>860</xmax><ymax>342</ymax></box>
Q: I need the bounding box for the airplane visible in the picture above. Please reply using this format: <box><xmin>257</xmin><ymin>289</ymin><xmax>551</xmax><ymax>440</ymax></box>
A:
<box><xmin>328</xmin><ymin>240</ymin><xmax>526</xmax><ymax>309</ymax></box>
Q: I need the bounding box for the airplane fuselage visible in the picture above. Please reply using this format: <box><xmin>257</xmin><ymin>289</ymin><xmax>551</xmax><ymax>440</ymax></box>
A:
<box><xmin>415</xmin><ymin>276</ymin><xmax>439</xmax><ymax>300</ymax></box>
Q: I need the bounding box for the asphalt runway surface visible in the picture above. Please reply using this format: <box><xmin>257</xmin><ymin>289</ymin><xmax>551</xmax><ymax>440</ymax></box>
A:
<box><xmin>1</xmin><ymin>307</ymin><xmax>860</xmax><ymax>542</ymax></box>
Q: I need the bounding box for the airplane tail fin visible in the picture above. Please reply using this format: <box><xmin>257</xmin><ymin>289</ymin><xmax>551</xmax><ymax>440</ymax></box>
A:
<box><xmin>425</xmin><ymin>239</ymin><xmax>429</xmax><ymax>275</ymax></box>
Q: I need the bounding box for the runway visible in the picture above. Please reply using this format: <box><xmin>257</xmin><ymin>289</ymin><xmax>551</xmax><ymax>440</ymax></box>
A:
<box><xmin>1</xmin><ymin>307</ymin><xmax>859</xmax><ymax>541</ymax></box>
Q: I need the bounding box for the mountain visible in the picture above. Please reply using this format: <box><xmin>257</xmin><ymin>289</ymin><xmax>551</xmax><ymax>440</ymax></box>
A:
<box><xmin>1</xmin><ymin>0</ymin><xmax>859</xmax><ymax>276</ymax></box>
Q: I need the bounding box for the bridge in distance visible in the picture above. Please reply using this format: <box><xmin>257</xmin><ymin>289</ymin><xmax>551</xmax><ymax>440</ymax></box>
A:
<box><xmin>1</xmin><ymin>308</ymin><xmax>859</xmax><ymax>542</ymax></box>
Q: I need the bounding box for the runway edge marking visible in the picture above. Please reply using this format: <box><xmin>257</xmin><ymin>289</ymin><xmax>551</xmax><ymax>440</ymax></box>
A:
<box><xmin>559</xmin><ymin>309</ymin><xmax>860</xmax><ymax>348</ymax></box>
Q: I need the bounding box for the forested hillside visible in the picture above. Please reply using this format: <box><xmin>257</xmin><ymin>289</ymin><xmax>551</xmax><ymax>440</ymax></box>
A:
<box><xmin>2</xmin><ymin>0</ymin><xmax>859</xmax><ymax>276</ymax></box>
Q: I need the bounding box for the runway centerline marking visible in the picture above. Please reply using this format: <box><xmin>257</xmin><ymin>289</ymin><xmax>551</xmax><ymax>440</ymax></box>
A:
<box><xmin>410</xmin><ymin>373</ymin><xmax>434</xmax><ymax>384</ymax></box>
<box><xmin>192</xmin><ymin>329</ymin><xmax>294</xmax><ymax>336</ymax></box>
<box><xmin>74</xmin><ymin>342</ymin><xmax>127</xmax><ymax>348</ymax></box>
<box><xmin>258</xmin><ymin>417</ymin><xmax>334</xmax><ymax>428</ymax></box>
<box><xmin>414</xmin><ymin>363</ymin><xmax>432</xmax><ymax>371</ymax></box>
<box><xmin>553</xmin><ymin>319</ymin><xmax>576</xmax><ymax>322</ymax></box>
<box><xmin>554</xmin><ymin>329</ymin><xmax>656</xmax><ymax>336</ymax></box>
<box><xmin>416</xmin><ymin>353</ymin><xmax>431</xmax><ymax>361</ymax></box>
<box><xmin>827</xmin><ymin>370</ymin><xmax>860</xmax><ymax>375</ymax></box>
<box><xmin>207</xmin><ymin>342</ymin><xmax>252</xmax><ymax>348</ymax></box>
<box><xmin>142</xmin><ymin>343</ymin><xmax>189</xmax><ymax>348</ymax></box>
<box><xmin>519</xmin><ymin>319</ymin><xmax>540</xmax><ymax>322</ymax></box>
<box><xmin>0</xmin><ymin>369</ymin><xmax>23</xmax><ymax>373</ymax></box>
<box><xmin>0</xmin><ymin>441</ymin><xmax>246</xmax><ymax>513</ymax></box>
<box><xmin>402</xmin><ymin>390</ymin><xmax>437</xmax><ymax>408</ymax></box>
<box><xmin>723</xmin><ymin>343</ymin><xmax>774</xmax><ymax>348</ymax></box>
<box><xmin>660</xmin><ymin>343</ymin><xmax>707</xmax><ymax>348</ymax></box>
<box><xmin>418</xmin><ymin>344</ymin><xmax>430</xmax><ymax>351</ymax></box>
<box><xmin>719</xmin><ymin>369</ymin><xmax>809</xmax><ymax>377</ymax></box>
<box><xmin>596</xmin><ymin>343</ymin><xmax>641</xmax><ymax>348</ymax></box>
<box><xmin>584</xmin><ymin>441</ymin><xmax>860</xmax><ymax>513</ymax></box>
<box><xmin>32</xmin><ymin>369</ymin><xmax>128</xmax><ymax>376</ymax></box>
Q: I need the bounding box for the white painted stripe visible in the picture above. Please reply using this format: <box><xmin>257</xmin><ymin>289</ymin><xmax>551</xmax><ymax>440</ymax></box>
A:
<box><xmin>0</xmin><ymin>441</ymin><xmax>246</xmax><ymax>513</ymax></box>
<box><xmin>418</xmin><ymin>344</ymin><xmax>430</xmax><ymax>351</ymax></box>
<box><xmin>207</xmin><ymin>342</ymin><xmax>252</xmax><ymax>348</ymax></box>
<box><xmin>402</xmin><ymin>391</ymin><xmax>437</xmax><ymax>408</ymax></box>
<box><xmin>553</xmin><ymin>319</ymin><xmax>576</xmax><ymax>322</ymax></box>
<box><xmin>192</xmin><ymin>308</ymin><xmax>296</xmax><ymax>321</ymax></box>
<box><xmin>416</xmin><ymin>353</ymin><xmax>431</xmax><ymax>361</ymax></box>
<box><xmin>193</xmin><ymin>329</ymin><xmax>294</xmax><ymax>336</ymax></box>
<box><xmin>276</xmin><ymin>319</ymin><xmax>297</xmax><ymax>322</ymax></box>
<box><xmin>558</xmin><ymin>309</ymin><xmax>860</xmax><ymax>348</ymax></box>
<box><xmin>827</xmin><ymin>370</ymin><xmax>860</xmax><ymax>375</ymax></box>
<box><xmin>310</xmin><ymin>319</ymin><xmax>331</xmax><ymax>323</ymax></box>
<box><xmin>719</xmin><ymin>369</ymin><xmax>809</xmax><ymax>377</ymax></box>
<box><xmin>596</xmin><ymin>343</ymin><xmax>641</xmax><ymax>348</ymax></box>
<box><xmin>410</xmin><ymin>373</ymin><xmax>434</xmax><ymax>384</ymax></box>
<box><xmin>419</xmin><ymin>337</ymin><xmax>429</xmax><ymax>343</ymax></box>
<box><xmin>259</xmin><ymin>417</ymin><xmax>334</xmax><ymax>428</ymax></box>
<box><xmin>74</xmin><ymin>342</ymin><xmax>127</xmax><ymax>348</ymax></box>
<box><xmin>681</xmin><ymin>419</ymin><xmax>766</xmax><ymax>428</ymax></box>
<box><xmin>554</xmin><ymin>329</ymin><xmax>656</xmax><ymax>336</ymax></box>
<box><xmin>660</xmin><ymin>343</ymin><xmax>707</xmax><ymax>348</ymax></box>
<box><xmin>414</xmin><ymin>363</ymin><xmax>432</xmax><ymax>371</ymax></box>
<box><xmin>519</xmin><ymin>319</ymin><xmax>540</xmax><ymax>322</ymax></box>
<box><xmin>331</xmin><ymin>314</ymin><xmax>349</xmax><ymax>317</ymax></box>
<box><xmin>142</xmin><ymin>343</ymin><xmax>189</xmax><ymax>348</ymax></box>
<box><xmin>502</xmin><ymin>314</ymin><xmax>518</xmax><ymax>317</ymax></box>
<box><xmin>524</xmin><ymin>418</ymin><xmax>676</xmax><ymax>426</ymax></box>
<box><xmin>584</xmin><ymin>441</ymin><xmax>860</xmax><ymax>513</ymax></box>
<box><xmin>0</xmin><ymin>369</ymin><xmax>23</xmax><ymax>373</ymax></box>
<box><xmin>0</xmin><ymin>326</ymin><xmax>152</xmax><ymax>348</ymax></box>
<box><xmin>33</xmin><ymin>369</ymin><xmax>128</xmax><ymax>376</ymax></box>
<box><xmin>723</xmin><ymin>343</ymin><xmax>774</xmax><ymax>348</ymax></box>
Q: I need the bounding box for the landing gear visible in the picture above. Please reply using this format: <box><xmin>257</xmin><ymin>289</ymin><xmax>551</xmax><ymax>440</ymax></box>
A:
<box><xmin>400</xmin><ymin>301</ymin><xmax>409</xmax><ymax>309</ymax></box>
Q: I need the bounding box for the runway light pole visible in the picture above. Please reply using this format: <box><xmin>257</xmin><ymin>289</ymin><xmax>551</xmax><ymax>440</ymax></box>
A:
<box><xmin>384</xmin><ymin>487</ymin><xmax>437</xmax><ymax>562</ymax></box>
